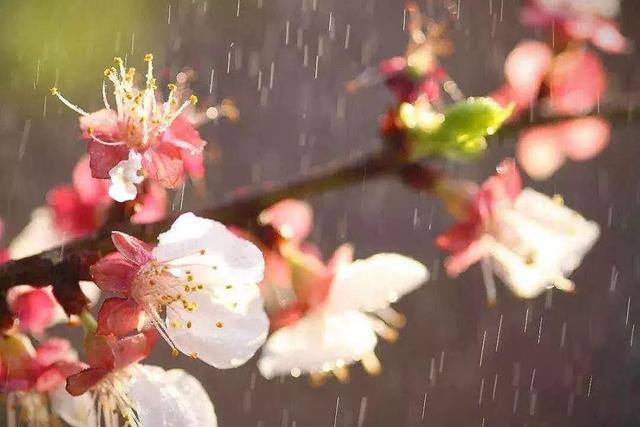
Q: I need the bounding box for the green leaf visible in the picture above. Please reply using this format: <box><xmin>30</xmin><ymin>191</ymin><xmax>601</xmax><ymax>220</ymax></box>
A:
<box><xmin>404</xmin><ymin>97</ymin><xmax>513</xmax><ymax>161</ymax></box>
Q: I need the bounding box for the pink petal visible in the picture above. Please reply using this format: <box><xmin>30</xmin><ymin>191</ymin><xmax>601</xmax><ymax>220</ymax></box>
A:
<box><xmin>443</xmin><ymin>235</ymin><xmax>494</xmax><ymax>277</ymax></box>
<box><xmin>287</xmin><ymin>248</ymin><xmax>334</xmax><ymax>309</ymax></box>
<box><xmin>47</xmin><ymin>185</ymin><xmax>98</xmax><ymax>237</ymax></box>
<box><xmin>560</xmin><ymin>117</ymin><xmax>611</xmax><ymax>161</ymax></box>
<box><xmin>435</xmin><ymin>222</ymin><xmax>480</xmax><ymax>253</ymax></box>
<box><xmin>35</xmin><ymin>338</ymin><xmax>76</xmax><ymax>366</ymax></box>
<box><xmin>504</xmin><ymin>40</ymin><xmax>553</xmax><ymax>105</ymax></box>
<box><xmin>131</xmin><ymin>184</ymin><xmax>167</xmax><ymax>224</ymax></box>
<box><xmin>111</xmin><ymin>232</ymin><xmax>154</xmax><ymax>265</ymax></box>
<box><xmin>84</xmin><ymin>334</ymin><xmax>116</xmax><ymax>369</ymax></box>
<box><xmin>0</xmin><ymin>249</ymin><xmax>9</xmax><ymax>264</ymax></box>
<box><xmin>87</xmin><ymin>140</ymin><xmax>129</xmax><ymax>179</ymax></box>
<box><xmin>90</xmin><ymin>253</ymin><xmax>138</xmax><ymax>293</ymax></box>
<box><xmin>72</xmin><ymin>155</ymin><xmax>111</xmax><ymax>206</ymax></box>
<box><xmin>163</xmin><ymin>116</ymin><xmax>207</xmax><ymax>152</ymax></box>
<box><xmin>112</xmin><ymin>330</ymin><xmax>157</xmax><ymax>369</ymax></box>
<box><xmin>96</xmin><ymin>297</ymin><xmax>144</xmax><ymax>336</ymax></box>
<box><xmin>66</xmin><ymin>367</ymin><xmax>110</xmax><ymax>396</ymax></box>
<box><xmin>10</xmin><ymin>288</ymin><xmax>57</xmax><ymax>334</ymax></box>
<box><xmin>259</xmin><ymin>199</ymin><xmax>313</xmax><ymax>244</ymax></box>
<box><xmin>145</xmin><ymin>146</ymin><xmax>185</xmax><ymax>189</ymax></box>
<box><xmin>547</xmin><ymin>49</ymin><xmax>606</xmax><ymax>115</ymax></box>
<box><xmin>477</xmin><ymin>158</ymin><xmax>523</xmax><ymax>212</ymax></box>
<box><xmin>263</xmin><ymin>249</ymin><xmax>292</xmax><ymax>288</ymax></box>
<box><xmin>182</xmin><ymin>150</ymin><xmax>205</xmax><ymax>179</ymax></box>
<box><xmin>590</xmin><ymin>20</ymin><xmax>629</xmax><ymax>54</ymax></box>
<box><xmin>269</xmin><ymin>302</ymin><xmax>306</xmax><ymax>331</ymax></box>
<box><xmin>517</xmin><ymin>124</ymin><xmax>567</xmax><ymax>180</ymax></box>
<box><xmin>79</xmin><ymin>109</ymin><xmax>120</xmax><ymax>141</ymax></box>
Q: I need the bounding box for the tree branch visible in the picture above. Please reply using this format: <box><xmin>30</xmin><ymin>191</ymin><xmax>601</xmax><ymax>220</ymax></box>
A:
<box><xmin>0</xmin><ymin>104</ymin><xmax>637</xmax><ymax>324</ymax></box>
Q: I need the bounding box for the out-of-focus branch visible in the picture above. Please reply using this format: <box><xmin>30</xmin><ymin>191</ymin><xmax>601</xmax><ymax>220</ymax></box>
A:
<box><xmin>0</xmin><ymin>103</ymin><xmax>638</xmax><ymax>324</ymax></box>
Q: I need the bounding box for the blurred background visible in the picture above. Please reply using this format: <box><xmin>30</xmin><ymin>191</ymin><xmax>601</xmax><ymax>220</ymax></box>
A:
<box><xmin>1</xmin><ymin>0</ymin><xmax>640</xmax><ymax>425</ymax></box>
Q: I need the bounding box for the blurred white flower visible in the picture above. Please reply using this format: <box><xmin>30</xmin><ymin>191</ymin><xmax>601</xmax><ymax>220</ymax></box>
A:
<box><xmin>258</xmin><ymin>253</ymin><xmax>428</xmax><ymax>381</ymax></box>
<box><xmin>487</xmin><ymin>188</ymin><xmax>600</xmax><ymax>299</ymax></box>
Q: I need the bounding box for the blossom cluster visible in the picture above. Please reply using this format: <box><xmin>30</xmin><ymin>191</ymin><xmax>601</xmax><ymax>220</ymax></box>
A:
<box><xmin>491</xmin><ymin>0</ymin><xmax>627</xmax><ymax>179</ymax></box>
<box><xmin>0</xmin><ymin>0</ymin><xmax>622</xmax><ymax>424</ymax></box>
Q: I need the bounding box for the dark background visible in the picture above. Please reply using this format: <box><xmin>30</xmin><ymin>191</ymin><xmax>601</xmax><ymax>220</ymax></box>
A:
<box><xmin>2</xmin><ymin>0</ymin><xmax>640</xmax><ymax>425</ymax></box>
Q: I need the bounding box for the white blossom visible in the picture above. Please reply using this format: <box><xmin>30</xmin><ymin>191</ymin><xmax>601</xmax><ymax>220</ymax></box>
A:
<box><xmin>258</xmin><ymin>253</ymin><xmax>428</xmax><ymax>379</ymax></box>
<box><xmin>108</xmin><ymin>150</ymin><xmax>144</xmax><ymax>202</ymax></box>
<box><xmin>486</xmin><ymin>188</ymin><xmax>600</xmax><ymax>298</ymax></box>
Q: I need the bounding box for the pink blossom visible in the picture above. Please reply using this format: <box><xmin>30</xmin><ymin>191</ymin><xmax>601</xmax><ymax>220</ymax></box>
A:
<box><xmin>6</xmin><ymin>283</ymin><xmax>101</xmax><ymax>334</ymax></box>
<box><xmin>51</xmin><ymin>55</ymin><xmax>208</xmax><ymax>201</ymax></box>
<box><xmin>47</xmin><ymin>156</ymin><xmax>111</xmax><ymax>238</ymax></box>
<box><xmin>0</xmin><ymin>333</ymin><xmax>94</xmax><ymax>426</ymax></box>
<box><xmin>491</xmin><ymin>42</ymin><xmax>606</xmax><ymax>117</ymax></box>
<box><xmin>521</xmin><ymin>0</ymin><xmax>628</xmax><ymax>54</ymax></box>
<box><xmin>517</xmin><ymin>117</ymin><xmax>610</xmax><ymax>180</ymax></box>
<box><xmin>546</xmin><ymin>49</ymin><xmax>607</xmax><ymax>115</ymax></box>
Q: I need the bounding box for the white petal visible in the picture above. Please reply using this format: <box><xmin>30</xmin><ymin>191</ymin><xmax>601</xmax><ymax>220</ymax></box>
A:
<box><xmin>258</xmin><ymin>310</ymin><xmax>377</xmax><ymax>378</ymax></box>
<box><xmin>489</xmin><ymin>188</ymin><xmax>599</xmax><ymax>298</ymax></box>
<box><xmin>513</xmin><ymin>188</ymin><xmax>600</xmax><ymax>274</ymax></box>
<box><xmin>8</xmin><ymin>207</ymin><xmax>70</xmax><ymax>259</ymax></box>
<box><xmin>153</xmin><ymin>212</ymin><xmax>264</xmax><ymax>285</ymax></box>
<box><xmin>166</xmin><ymin>284</ymin><xmax>268</xmax><ymax>368</ymax></box>
<box><xmin>79</xmin><ymin>281</ymin><xmax>101</xmax><ymax>307</ymax></box>
<box><xmin>49</xmin><ymin>386</ymin><xmax>97</xmax><ymax>427</ymax></box>
<box><xmin>326</xmin><ymin>253</ymin><xmax>429</xmax><ymax>313</ymax></box>
<box><xmin>125</xmin><ymin>365</ymin><xmax>217</xmax><ymax>427</ymax></box>
<box><xmin>108</xmin><ymin>150</ymin><xmax>144</xmax><ymax>202</ymax></box>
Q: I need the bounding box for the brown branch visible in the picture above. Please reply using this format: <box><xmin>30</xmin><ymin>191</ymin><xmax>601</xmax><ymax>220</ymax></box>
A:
<box><xmin>0</xmin><ymin>149</ymin><xmax>407</xmax><ymax>324</ymax></box>
<box><xmin>0</xmin><ymin>103</ymin><xmax>637</xmax><ymax>326</ymax></box>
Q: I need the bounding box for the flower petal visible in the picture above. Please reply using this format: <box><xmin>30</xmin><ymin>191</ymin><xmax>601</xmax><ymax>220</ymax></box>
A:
<box><xmin>50</xmin><ymin>385</ymin><xmax>97</xmax><ymax>427</ymax></box>
<box><xmin>517</xmin><ymin>125</ymin><xmax>566</xmax><ymax>180</ymax></box>
<box><xmin>72</xmin><ymin>155</ymin><xmax>110</xmax><ymax>206</ymax></box>
<box><xmin>560</xmin><ymin>117</ymin><xmax>611</xmax><ymax>161</ymax></box>
<box><xmin>547</xmin><ymin>49</ymin><xmax>606</xmax><ymax>116</ymax></box>
<box><xmin>79</xmin><ymin>109</ymin><xmax>119</xmax><ymax>142</ymax></box>
<box><xmin>66</xmin><ymin>368</ymin><xmax>110</xmax><ymax>396</ymax></box>
<box><xmin>131</xmin><ymin>183</ymin><xmax>167</xmax><ymax>224</ymax></box>
<box><xmin>258</xmin><ymin>310</ymin><xmax>377</xmax><ymax>378</ymax></box>
<box><xmin>259</xmin><ymin>199</ymin><xmax>313</xmax><ymax>244</ymax></box>
<box><xmin>90</xmin><ymin>253</ymin><xmax>138</xmax><ymax>293</ymax></box>
<box><xmin>87</xmin><ymin>140</ymin><xmax>129</xmax><ymax>179</ymax></box>
<box><xmin>166</xmin><ymin>284</ymin><xmax>268</xmax><ymax>368</ymax></box>
<box><xmin>9</xmin><ymin>287</ymin><xmax>57</xmax><ymax>334</ymax></box>
<box><xmin>153</xmin><ymin>213</ymin><xmax>264</xmax><ymax>285</ymax></box>
<box><xmin>8</xmin><ymin>207</ymin><xmax>70</xmax><ymax>259</ymax></box>
<box><xmin>47</xmin><ymin>185</ymin><xmax>99</xmax><ymax>237</ymax></box>
<box><xmin>111</xmin><ymin>232</ymin><xmax>154</xmax><ymax>266</ymax></box>
<box><xmin>504</xmin><ymin>40</ymin><xmax>552</xmax><ymax>106</ymax></box>
<box><xmin>125</xmin><ymin>365</ymin><xmax>217</xmax><ymax>427</ymax></box>
<box><xmin>326</xmin><ymin>253</ymin><xmax>428</xmax><ymax>313</ymax></box>
<box><xmin>96</xmin><ymin>297</ymin><xmax>144</xmax><ymax>336</ymax></box>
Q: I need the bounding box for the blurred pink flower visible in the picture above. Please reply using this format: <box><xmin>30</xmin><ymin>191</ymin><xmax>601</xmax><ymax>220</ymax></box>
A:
<box><xmin>522</xmin><ymin>0</ymin><xmax>628</xmax><ymax>54</ymax></box>
<box><xmin>6</xmin><ymin>283</ymin><xmax>101</xmax><ymax>334</ymax></box>
<box><xmin>0</xmin><ymin>333</ymin><xmax>95</xmax><ymax>426</ymax></box>
<box><xmin>517</xmin><ymin>117</ymin><xmax>611</xmax><ymax>180</ymax></box>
